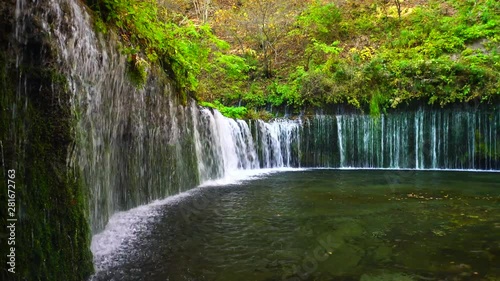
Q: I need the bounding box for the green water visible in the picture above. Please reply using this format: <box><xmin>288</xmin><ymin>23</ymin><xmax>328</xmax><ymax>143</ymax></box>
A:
<box><xmin>94</xmin><ymin>170</ymin><xmax>500</xmax><ymax>281</ymax></box>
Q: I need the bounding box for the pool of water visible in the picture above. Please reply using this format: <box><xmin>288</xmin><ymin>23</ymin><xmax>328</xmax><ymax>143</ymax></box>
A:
<box><xmin>92</xmin><ymin>170</ymin><xmax>500</xmax><ymax>281</ymax></box>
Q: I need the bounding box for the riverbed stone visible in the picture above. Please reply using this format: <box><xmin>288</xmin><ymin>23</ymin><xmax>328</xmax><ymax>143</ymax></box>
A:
<box><xmin>372</xmin><ymin>245</ymin><xmax>393</xmax><ymax>263</ymax></box>
<box><xmin>318</xmin><ymin>243</ymin><xmax>364</xmax><ymax>275</ymax></box>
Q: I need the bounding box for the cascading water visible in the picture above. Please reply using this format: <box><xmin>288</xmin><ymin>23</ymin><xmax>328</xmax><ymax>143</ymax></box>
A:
<box><xmin>55</xmin><ymin>0</ymin><xmax>500</xmax><ymax>234</ymax></box>
<box><xmin>35</xmin><ymin>0</ymin><xmax>283</xmax><ymax>236</ymax></box>
<box><xmin>192</xmin><ymin>104</ymin><xmax>260</xmax><ymax>182</ymax></box>
<box><xmin>250</xmin><ymin>119</ymin><xmax>302</xmax><ymax>168</ymax></box>
<box><xmin>317</xmin><ymin>108</ymin><xmax>500</xmax><ymax>169</ymax></box>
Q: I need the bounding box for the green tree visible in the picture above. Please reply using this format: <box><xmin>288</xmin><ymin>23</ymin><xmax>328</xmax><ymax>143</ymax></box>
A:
<box><xmin>214</xmin><ymin>0</ymin><xmax>305</xmax><ymax>78</ymax></box>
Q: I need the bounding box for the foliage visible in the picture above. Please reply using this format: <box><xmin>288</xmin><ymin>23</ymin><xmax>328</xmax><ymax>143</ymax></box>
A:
<box><xmin>296</xmin><ymin>1</ymin><xmax>343</xmax><ymax>43</ymax></box>
<box><xmin>89</xmin><ymin>0</ymin><xmax>239</xmax><ymax>102</ymax></box>
<box><xmin>88</xmin><ymin>0</ymin><xmax>500</xmax><ymax>117</ymax></box>
<box><xmin>206</xmin><ymin>0</ymin><xmax>499</xmax><ymax>115</ymax></box>
<box><xmin>200</xmin><ymin>101</ymin><xmax>248</xmax><ymax>119</ymax></box>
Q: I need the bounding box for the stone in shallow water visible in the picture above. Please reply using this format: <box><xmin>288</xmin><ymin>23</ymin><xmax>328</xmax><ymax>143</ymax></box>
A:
<box><xmin>315</xmin><ymin>232</ymin><xmax>345</xmax><ymax>252</ymax></box>
<box><xmin>392</xmin><ymin>243</ymin><xmax>434</xmax><ymax>270</ymax></box>
<box><xmin>372</xmin><ymin>245</ymin><xmax>393</xmax><ymax>263</ymax></box>
<box><xmin>318</xmin><ymin>243</ymin><xmax>365</xmax><ymax>275</ymax></box>
<box><xmin>334</xmin><ymin>221</ymin><xmax>365</xmax><ymax>238</ymax></box>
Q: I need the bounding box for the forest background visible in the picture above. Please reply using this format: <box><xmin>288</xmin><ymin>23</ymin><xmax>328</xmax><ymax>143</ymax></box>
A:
<box><xmin>86</xmin><ymin>0</ymin><xmax>500</xmax><ymax>118</ymax></box>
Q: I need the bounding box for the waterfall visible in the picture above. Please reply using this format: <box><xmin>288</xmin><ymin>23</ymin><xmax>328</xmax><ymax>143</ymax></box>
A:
<box><xmin>229</xmin><ymin>109</ymin><xmax>498</xmax><ymax>171</ymax></box>
<box><xmin>250</xmin><ymin>119</ymin><xmax>302</xmax><ymax>168</ymax></box>
<box><xmin>300</xmin><ymin>108</ymin><xmax>500</xmax><ymax>170</ymax></box>
<box><xmin>192</xmin><ymin>104</ymin><xmax>260</xmax><ymax>182</ymax></box>
<box><xmin>30</xmin><ymin>0</ymin><xmax>306</xmax><ymax>238</ymax></box>
<box><xmin>10</xmin><ymin>0</ymin><xmax>500</xmax><ymax>240</ymax></box>
<box><xmin>20</xmin><ymin>0</ymin><xmax>293</xmax><ymax>235</ymax></box>
<box><xmin>51</xmin><ymin>0</ymin><xmax>496</xmax><ymax>242</ymax></box>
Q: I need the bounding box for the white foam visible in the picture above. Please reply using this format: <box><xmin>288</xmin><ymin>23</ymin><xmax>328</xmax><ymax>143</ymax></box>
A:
<box><xmin>198</xmin><ymin>167</ymin><xmax>306</xmax><ymax>186</ymax></box>
<box><xmin>90</xmin><ymin>191</ymin><xmax>192</xmax><ymax>270</ymax></box>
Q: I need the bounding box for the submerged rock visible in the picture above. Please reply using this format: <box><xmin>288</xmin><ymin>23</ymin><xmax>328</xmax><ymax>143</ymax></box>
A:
<box><xmin>372</xmin><ymin>245</ymin><xmax>393</xmax><ymax>263</ymax></box>
<box><xmin>334</xmin><ymin>221</ymin><xmax>365</xmax><ymax>239</ymax></box>
<box><xmin>318</xmin><ymin>243</ymin><xmax>365</xmax><ymax>275</ymax></box>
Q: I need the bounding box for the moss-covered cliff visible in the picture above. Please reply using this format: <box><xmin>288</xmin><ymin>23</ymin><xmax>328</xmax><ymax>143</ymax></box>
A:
<box><xmin>0</xmin><ymin>0</ymin><xmax>93</xmax><ymax>280</ymax></box>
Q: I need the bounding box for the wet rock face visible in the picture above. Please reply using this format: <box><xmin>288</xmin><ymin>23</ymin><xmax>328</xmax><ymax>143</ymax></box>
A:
<box><xmin>1</xmin><ymin>1</ymin><xmax>93</xmax><ymax>280</ymax></box>
<box><xmin>0</xmin><ymin>0</ymin><xmax>15</xmax><ymax>46</ymax></box>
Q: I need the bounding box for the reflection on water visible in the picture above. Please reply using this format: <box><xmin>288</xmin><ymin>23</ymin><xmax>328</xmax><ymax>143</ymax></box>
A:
<box><xmin>92</xmin><ymin>170</ymin><xmax>500</xmax><ymax>281</ymax></box>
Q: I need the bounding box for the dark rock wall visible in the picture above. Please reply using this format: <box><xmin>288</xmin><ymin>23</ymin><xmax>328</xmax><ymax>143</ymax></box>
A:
<box><xmin>0</xmin><ymin>0</ymin><xmax>93</xmax><ymax>280</ymax></box>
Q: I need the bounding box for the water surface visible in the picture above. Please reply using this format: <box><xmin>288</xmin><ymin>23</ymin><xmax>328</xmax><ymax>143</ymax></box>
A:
<box><xmin>92</xmin><ymin>170</ymin><xmax>500</xmax><ymax>281</ymax></box>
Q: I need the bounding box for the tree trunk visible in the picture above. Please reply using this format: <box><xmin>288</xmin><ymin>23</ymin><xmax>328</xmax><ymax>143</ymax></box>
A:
<box><xmin>394</xmin><ymin>0</ymin><xmax>402</xmax><ymax>20</ymax></box>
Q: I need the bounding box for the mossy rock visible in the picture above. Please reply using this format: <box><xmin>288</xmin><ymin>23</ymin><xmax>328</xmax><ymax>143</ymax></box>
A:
<box><xmin>0</xmin><ymin>1</ymin><xmax>93</xmax><ymax>279</ymax></box>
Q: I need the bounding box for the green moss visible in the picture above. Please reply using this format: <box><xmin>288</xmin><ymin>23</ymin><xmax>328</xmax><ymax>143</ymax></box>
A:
<box><xmin>127</xmin><ymin>56</ymin><xmax>149</xmax><ymax>88</ymax></box>
<box><xmin>0</xmin><ymin>45</ymin><xmax>93</xmax><ymax>280</ymax></box>
<box><xmin>200</xmin><ymin>101</ymin><xmax>249</xmax><ymax>119</ymax></box>
<box><xmin>369</xmin><ymin>92</ymin><xmax>383</xmax><ymax>117</ymax></box>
